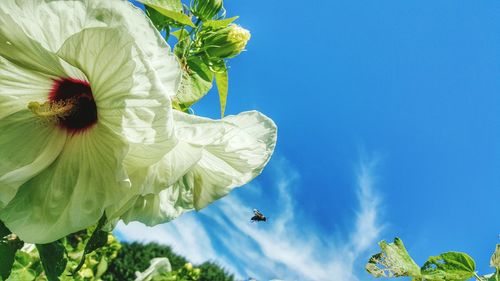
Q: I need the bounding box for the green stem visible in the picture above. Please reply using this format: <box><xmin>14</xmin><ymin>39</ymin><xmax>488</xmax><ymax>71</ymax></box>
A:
<box><xmin>189</xmin><ymin>18</ymin><xmax>202</xmax><ymax>36</ymax></box>
<box><xmin>183</xmin><ymin>18</ymin><xmax>202</xmax><ymax>58</ymax></box>
<box><xmin>177</xmin><ymin>26</ymin><xmax>186</xmax><ymax>44</ymax></box>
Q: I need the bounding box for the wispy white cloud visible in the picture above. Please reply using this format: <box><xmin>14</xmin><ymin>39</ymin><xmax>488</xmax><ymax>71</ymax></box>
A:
<box><xmin>115</xmin><ymin>215</ymin><xmax>220</xmax><ymax>266</ymax></box>
<box><xmin>116</xmin><ymin>156</ymin><xmax>384</xmax><ymax>281</ymax></box>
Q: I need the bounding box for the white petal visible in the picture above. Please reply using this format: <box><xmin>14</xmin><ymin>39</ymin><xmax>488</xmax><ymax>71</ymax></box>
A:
<box><xmin>1</xmin><ymin>0</ymin><xmax>180</xmax><ymax>96</ymax></box>
<box><xmin>134</xmin><ymin>258</ymin><xmax>172</xmax><ymax>281</ymax></box>
<box><xmin>57</xmin><ymin>27</ymin><xmax>177</xmax><ymax>167</ymax></box>
<box><xmin>87</xmin><ymin>0</ymin><xmax>181</xmax><ymax>96</ymax></box>
<box><xmin>121</xmin><ymin>179</ymin><xmax>195</xmax><ymax>226</ymax></box>
<box><xmin>0</xmin><ymin>9</ymin><xmax>68</xmax><ymax>78</ymax></box>
<box><xmin>133</xmin><ymin>141</ymin><xmax>203</xmax><ymax>195</ymax></box>
<box><xmin>0</xmin><ymin>52</ymin><xmax>71</xmax><ymax>209</ymax></box>
<box><xmin>223</xmin><ymin>111</ymin><xmax>278</xmax><ymax>151</ymax></box>
<box><xmin>0</xmin><ymin>111</ymin><xmax>66</xmax><ymax>209</ymax></box>
<box><xmin>174</xmin><ymin>111</ymin><xmax>277</xmax><ymax>210</ymax></box>
<box><xmin>0</xmin><ymin>56</ymin><xmax>54</xmax><ymax>119</ymax></box>
<box><xmin>0</xmin><ymin>125</ymin><xmax>131</xmax><ymax>243</ymax></box>
<box><xmin>0</xmin><ymin>1</ymin><xmax>101</xmax><ymax>53</ymax></box>
<box><xmin>120</xmin><ymin>110</ymin><xmax>277</xmax><ymax>225</ymax></box>
<box><xmin>106</xmin><ymin>141</ymin><xmax>202</xmax><ymax>222</ymax></box>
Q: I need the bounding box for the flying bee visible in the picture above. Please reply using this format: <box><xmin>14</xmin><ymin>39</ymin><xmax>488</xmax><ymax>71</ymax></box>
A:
<box><xmin>251</xmin><ymin>209</ymin><xmax>267</xmax><ymax>222</ymax></box>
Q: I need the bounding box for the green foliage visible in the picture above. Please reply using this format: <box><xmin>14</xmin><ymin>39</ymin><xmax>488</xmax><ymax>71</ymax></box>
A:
<box><xmin>102</xmin><ymin>242</ymin><xmax>188</xmax><ymax>281</ymax></box>
<box><xmin>141</xmin><ymin>261</ymin><xmax>201</xmax><ymax>281</ymax></box>
<box><xmin>139</xmin><ymin>0</ymin><xmax>248</xmax><ymax>114</ymax></box>
<box><xmin>175</xmin><ymin>56</ymin><xmax>214</xmax><ymax>108</ymax></box>
<box><xmin>3</xmin><ymin>231</ymin><xmax>121</xmax><ymax>281</ymax></box>
<box><xmin>365</xmin><ymin>237</ymin><xmax>500</xmax><ymax>281</ymax></box>
<box><xmin>214</xmin><ymin>64</ymin><xmax>228</xmax><ymax>117</ymax></box>
<box><xmin>366</xmin><ymin>238</ymin><xmax>421</xmax><ymax>278</ymax></box>
<box><xmin>0</xmin><ymin>222</ymin><xmax>23</xmax><ymax>280</ymax></box>
<box><xmin>133</xmin><ymin>258</ymin><xmax>233</xmax><ymax>281</ymax></box>
<box><xmin>145</xmin><ymin>6</ymin><xmax>171</xmax><ymax>35</ymax></box>
<box><xmin>421</xmin><ymin>252</ymin><xmax>475</xmax><ymax>281</ymax></box>
<box><xmin>36</xmin><ymin>241</ymin><xmax>68</xmax><ymax>281</ymax></box>
<box><xmin>139</xmin><ymin>0</ymin><xmax>195</xmax><ymax>27</ymax></box>
<box><xmin>203</xmin><ymin>17</ymin><xmax>239</xmax><ymax>29</ymax></box>
<box><xmin>1</xmin><ymin>222</ymin><xmax>234</xmax><ymax>281</ymax></box>
<box><xmin>0</xmin><ymin>226</ymin><xmax>233</xmax><ymax>281</ymax></box>
<box><xmin>191</xmin><ymin>0</ymin><xmax>223</xmax><ymax>21</ymax></box>
<box><xmin>63</xmin><ymin>232</ymin><xmax>121</xmax><ymax>281</ymax></box>
<box><xmin>7</xmin><ymin>246</ymin><xmax>45</xmax><ymax>281</ymax></box>
<box><xmin>102</xmin><ymin>242</ymin><xmax>233</xmax><ymax>281</ymax></box>
<box><xmin>72</xmin><ymin>215</ymin><xmax>108</xmax><ymax>275</ymax></box>
<box><xmin>8</xmin><ymin>250</ymin><xmax>42</xmax><ymax>280</ymax></box>
<box><xmin>198</xmin><ymin>262</ymin><xmax>234</xmax><ymax>281</ymax></box>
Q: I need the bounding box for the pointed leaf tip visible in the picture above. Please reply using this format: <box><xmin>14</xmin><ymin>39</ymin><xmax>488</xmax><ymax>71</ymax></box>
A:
<box><xmin>140</xmin><ymin>0</ymin><xmax>195</xmax><ymax>27</ymax></box>
<box><xmin>215</xmin><ymin>68</ymin><xmax>228</xmax><ymax>118</ymax></box>
<box><xmin>36</xmin><ymin>241</ymin><xmax>67</xmax><ymax>281</ymax></box>
<box><xmin>0</xmin><ymin>222</ymin><xmax>23</xmax><ymax>280</ymax></box>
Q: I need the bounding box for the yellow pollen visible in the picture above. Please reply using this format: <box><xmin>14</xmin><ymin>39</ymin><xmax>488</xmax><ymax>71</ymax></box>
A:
<box><xmin>28</xmin><ymin>99</ymin><xmax>76</xmax><ymax>124</ymax></box>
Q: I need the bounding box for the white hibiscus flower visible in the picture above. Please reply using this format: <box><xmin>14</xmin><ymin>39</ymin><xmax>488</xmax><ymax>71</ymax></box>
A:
<box><xmin>0</xmin><ymin>0</ymin><xmax>276</xmax><ymax>243</ymax></box>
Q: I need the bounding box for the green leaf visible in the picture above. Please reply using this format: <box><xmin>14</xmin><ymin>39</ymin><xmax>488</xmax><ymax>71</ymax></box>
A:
<box><xmin>95</xmin><ymin>257</ymin><xmax>108</xmax><ymax>278</ymax></box>
<box><xmin>145</xmin><ymin>6</ymin><xmax>171</xmax><ymax>33</ymax></box>
<box><xmin>365</xmin><ymin>237</ymin><xmax>421</xmax><ymax>279</ymax></box>
<box><xmin>0</xmin><ymin>223</ymin><xmax>23</xmax><ymax>281</ymax></box>
<box><xmin>72</xmin><ymin>215</ymin><xmax>109</xmax><ymax>274</ymax></box>
<box><xmin>0</xmin><ymin>222</ymin><xmax>10</xmax><ymax>237</ymax></box>
<box><xmin>84</xmin><ymin>230</ymin><xmax>108</xmax><ymax>257</ymax></box>
<box><xmin>7</xmin><ymin>251</ymin><xmax>39</xmax><ymax>281</ymax></box>
<box><xmin>171</xmin><ymin>29</ymin><xmax>191</xmax><ymax>58</ymax></box>
<box><xmin>203</xmin><ymin>16</ymin><xmax>239</xmax><ymax>29</ymax></box>
<box><xmin>140</xmin><ymin>0</ymin><xmax>182</xmax><ymax>12</ymax></box>
<box><xmin>0</xmin><ymin>242</ymin><xmax>22</xmax><ymax>280</ymax></box>
<box><xmin>171</xmin><ymin>29</ymin><xmax>190</xmax><ymax>39</ymax></box>
<box><xmin>140</xmin><ymin>0</ymin><xmax>195</xmax><ymax>27</ymax></box>
<box><xmin>176</xmin><ymin>56</ymin><xmax>214</xmax><ymax>106</ymax></box>
<box><xmin>36</xmin><ymin>240</ymin><xmax>67</xmax><ymax>281</ymax></box>
<box><xmin>421</xmin><ymin>252</ymin><xmax>476</xmax><ymax>281</ymax></box>
<box><xmin>214</xmin><ymin>67</ymin><xmax>228</xmax><ymax>117</ymax></box>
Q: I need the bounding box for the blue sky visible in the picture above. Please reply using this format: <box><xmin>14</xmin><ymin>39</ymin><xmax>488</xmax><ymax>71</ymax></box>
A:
<box><xmin>118</xmin><ymin>1</ymin><xmax>500</xmax><ymax>280</ymax></box>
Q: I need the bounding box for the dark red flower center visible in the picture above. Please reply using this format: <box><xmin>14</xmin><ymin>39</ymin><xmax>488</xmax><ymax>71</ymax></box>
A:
<box><xmin>49</xmin><ymin>78</ymin><xmax>97</xmax><ymax>133</ymax></box>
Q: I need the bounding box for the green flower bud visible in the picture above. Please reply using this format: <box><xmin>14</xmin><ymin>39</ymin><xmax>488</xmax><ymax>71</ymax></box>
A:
<box><xmin>201</xmin><ymin>25</ymin><xmax>251</xmax><ymax>59</ymax></box>
<box><xmin>191</xmin><ymin>0</ymin><xmax>223</xmax><ymax>20</ymax></box>
<box><xmin>184</xmin><ymin>262</ymin><xmax>193</xmax><ymax>271</ymax></box>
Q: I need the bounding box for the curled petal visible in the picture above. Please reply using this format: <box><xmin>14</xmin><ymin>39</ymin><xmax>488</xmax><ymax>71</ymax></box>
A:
<box><xmin>106</xmin><ymin>141</ymin><xmax>202</xmax><ymax>222</ymax></box>
<box><xmin>121</xmin><ymin>179</ymin><xmax>195</xmax><ymax>226</ymax></box>
<box><xmin>174</xmin><ymin>111</ymin><xmax>277</xmax><ymax>210</ymax></box>
<box><xmin>121</xmin><ymin>111</ymin><xmax>277</xmax><ymax>225</ymax></box>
